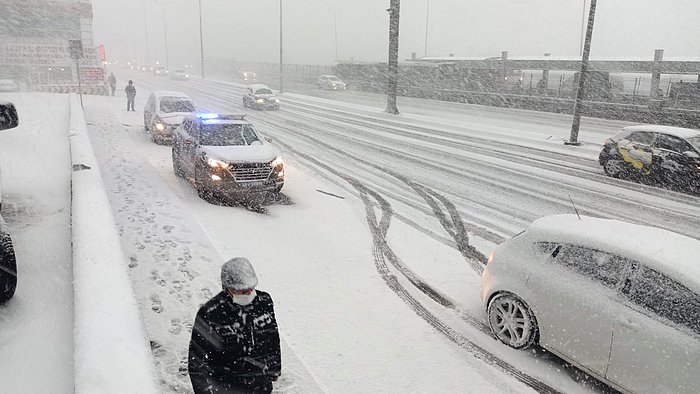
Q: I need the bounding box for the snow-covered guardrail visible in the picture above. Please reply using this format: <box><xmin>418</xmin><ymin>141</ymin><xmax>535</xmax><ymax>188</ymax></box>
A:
<box><xmin>69</xmin><ymin>94</ymin><xmax>159</xmax><ymax>393</ymax></box>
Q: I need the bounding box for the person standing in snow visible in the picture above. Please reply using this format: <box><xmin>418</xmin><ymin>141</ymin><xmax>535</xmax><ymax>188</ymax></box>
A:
<box><xmin>188</xmin><ymin>257</ymin><xmax>281</xmax><ymax>393</ymax></box>
<box><xmin>107</xmin><ymin>72</ymin><xmax>117</xmax><ymax>96</ymax></box>
<box><xmin>125</xmin><ymin>80</ymin><xmax>136</xmax><ymax>111</ymax></box>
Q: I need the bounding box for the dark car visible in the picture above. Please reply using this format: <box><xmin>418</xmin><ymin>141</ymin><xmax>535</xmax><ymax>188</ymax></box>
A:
<box><xmin>0</xmin><ymin>101</ymin><xmax>19</xmax><ymax>303</ymax></box>
<box><xmin>171</xmin><ymin>113</ymin><xmax>284</xmax><ymax>200</ymax></box>
<box><xmin>242</xmin><ymin>84</ymin><xmax>280</xmax><ymax>110</ymax></box>
<box><xmin>599</xmin><ymin>125</ymin><xmax>700</xmax><ymax>194</ymax></box>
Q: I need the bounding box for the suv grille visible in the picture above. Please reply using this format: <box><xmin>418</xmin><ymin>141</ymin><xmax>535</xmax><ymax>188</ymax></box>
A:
<box><xmin>228</xmin><ymin>162</ymin><xmax>272</xmax><ymax>182</ymax></box>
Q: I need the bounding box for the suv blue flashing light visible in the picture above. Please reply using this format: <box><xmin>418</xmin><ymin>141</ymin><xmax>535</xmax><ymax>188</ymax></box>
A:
<box><xmin>197</xmin><ymin>113</ymin><xmax>219</xmax><ymax>119</ymax></box>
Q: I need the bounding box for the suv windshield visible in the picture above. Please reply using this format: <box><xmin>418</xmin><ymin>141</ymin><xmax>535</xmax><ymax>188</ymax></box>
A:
<box><xmin>160</xmin><ymin>98</ymin><xmax>194</xmax><ymax>113</ymax></box>
<box><xmin>255</xmin><ymin>88</ymin><xmax>273</xmax><ymax>95</ymax></box>
<box><xmin>199</xmin><ymin>123</ymin><xmax>260</xmax><ymax>146</ymax></box>
<box><xmin>329</xmin><ymin>76</ymin><xmax>341</xmax><ymax>81</ymax></box>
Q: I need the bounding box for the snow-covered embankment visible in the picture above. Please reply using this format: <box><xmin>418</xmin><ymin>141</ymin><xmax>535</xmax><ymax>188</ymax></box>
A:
<box><xmin>69</xmin><ymin>94</ymin><xmax>159</xmax><ymax>393</ymax></box>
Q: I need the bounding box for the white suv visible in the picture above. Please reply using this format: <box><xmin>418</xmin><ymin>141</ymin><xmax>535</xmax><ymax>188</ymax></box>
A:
<box><xmin>481</xmin><ymin>214</ymin><xmax>700</xmax><ymax>393</ymax></box>
<box><xmin>144</xmin><ymin>91</ymin><xmax>196</xmax><ymax>144</ymax></box>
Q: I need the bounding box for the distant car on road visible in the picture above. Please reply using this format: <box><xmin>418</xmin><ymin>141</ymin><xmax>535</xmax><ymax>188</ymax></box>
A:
<box><xmin>481</xmin><ymin>214</ymin><xmax>700</xmax><ymax>394</ymax></box>
<box><xmin>153</xmin><ymin>66</ymin><xmax>168</xmax><ymax>76</ymax></box>
<box><xmin>172</xmin><ymin>113</ymin><xmax>284</xmax><ymax>200</ymax></box>
<box><xmin>170</xmin><ymin>69</ymin><xmax>189</xmax><ymax>81</ymax></box>
<box><xmin>0</xmin><ymin>79</ymin><xmax>20</xmax><ymax>93</ymax></box>
<box><xmin>144</xmin><ymin>91</ymin><xmax>196</xmax><ymax>144</ymax></box>
<box><xmin>599</xmin><ymin>125</ymin><xmax>700</xmax><ymax>194</ymax></box>
<box><xmin>242</xmin><ymin>84</ymin><xmax>280</xmax><ymax>110</ymax></box>
<box><xmin>0</xmin><ymin>101</ymin><xmax>19</xmax><ymax>303</ymax></box>
<box><xmin>317</xmin><ymin>75</ymin><xmax>346</xmax><ymax>90</ymax></box>
<box><xmin>240</xmin><ymin>70</ymin><xmax>257</xmax><ymax>82</ymax></box>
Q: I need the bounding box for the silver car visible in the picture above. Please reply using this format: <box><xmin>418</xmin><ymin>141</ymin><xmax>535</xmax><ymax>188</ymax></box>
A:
<box><xmin>480</xmin><ymin>214</ymin><xmax>700</xmax><ymax>393</ymax></box>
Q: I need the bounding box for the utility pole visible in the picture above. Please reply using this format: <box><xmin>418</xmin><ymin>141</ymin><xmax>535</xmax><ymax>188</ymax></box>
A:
<box><xmin>385</xmin><ymin>0</ymin><xmax>401</xmax><ymax>115</ymax></box>
<box><xmin>199</xmin><ymin>0</ymin><xmax>205</xmax><ymax>79</ymax></box>
<box><xmin>568</xmin><ymin>0</ymin><xmax>597</xmax><ymax>145</ymax></box>
<box><xmin>279</xmin><ymin>0</ymin><xmax>284</xmax><ymax>93</ymax></box>
<box><xmin>579</xmin><ymin>0</ymin><xmax>586</xmax><ymax>56</ymax></box>
<box><xmin>333</xmin><ymin>10</ymin><xmax>338</xmax><ymax>61</ymax></box>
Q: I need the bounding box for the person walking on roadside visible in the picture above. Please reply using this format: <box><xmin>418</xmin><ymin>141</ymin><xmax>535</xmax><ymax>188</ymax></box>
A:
<box><xmin>108</xmin><ymin>72</ymin><xmax>117</xmax><ymax>96</ymax></box>
<box><xmin>188</xmin><ymin>257</ymin><xmax>281</xmax><ymax>394</ymax></box>
<box><xmin>125</xmin><ymin>80</ymin><xmax>136</xmax><ymax>111</ymax></box>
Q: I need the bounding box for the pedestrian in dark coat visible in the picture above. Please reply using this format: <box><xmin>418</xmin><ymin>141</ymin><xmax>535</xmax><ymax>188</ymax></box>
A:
<box><xmin>125</xmin><ymin>80</ymin><xmax>136</xmax><ymax>111</ymax></box>
<box><xmin>108</xmin><ymin>72</ymin><xmax>117</xmax><ymax>96</ymax></box>
<box><xmin>189</xmin><ymin>257</ymin><xmax>282</xmax><ymax>394</ymax></box>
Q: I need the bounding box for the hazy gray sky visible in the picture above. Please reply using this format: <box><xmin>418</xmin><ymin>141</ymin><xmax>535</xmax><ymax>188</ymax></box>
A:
<box><xmin>91</xmin><ymin>0</ymin><xmax>700</xmax><ymax>67</ymax></box>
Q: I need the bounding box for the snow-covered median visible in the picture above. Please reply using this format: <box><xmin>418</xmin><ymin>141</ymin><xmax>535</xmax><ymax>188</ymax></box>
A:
<box><xmin>69</xmin><ymin>94</ymin><xmax>159</xmax><ymax>393</ymax></box>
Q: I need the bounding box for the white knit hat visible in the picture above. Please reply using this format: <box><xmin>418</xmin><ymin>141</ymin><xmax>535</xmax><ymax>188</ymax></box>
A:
<box><xmin>221</xmin><ymin>257</ymin><xmax>258</xmax><ymax>290</ymax></box>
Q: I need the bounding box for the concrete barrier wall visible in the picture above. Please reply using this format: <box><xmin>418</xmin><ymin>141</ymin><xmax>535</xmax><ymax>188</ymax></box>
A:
<box><xmin>69</xmin><ymin>94</ymin><xmax>159</xmax><ymax>393</ymax></box>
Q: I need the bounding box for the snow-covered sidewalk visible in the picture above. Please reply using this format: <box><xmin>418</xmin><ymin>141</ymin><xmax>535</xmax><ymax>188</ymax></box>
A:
<box><xmin>0</xmin><ymin>93</ymin><xmax>73</xmax><ymax>392</ymax></box>
<box><xmin>83</xmin><ymin>96</ymin><xmax>322</xmax><ymax>392</ymax></box>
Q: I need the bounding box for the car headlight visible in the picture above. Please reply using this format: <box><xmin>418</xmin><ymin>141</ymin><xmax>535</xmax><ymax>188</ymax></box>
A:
<box><xmin>256</xmin><ymin>99</ymin><xmax>265</xmax><ymax>104</ymax></box>
<box><xmin>207</xmin><ymin>158</ymin><xmax>230</xmax><ymax>169</ymax></box>
<box><xmin>273</xmin><ymin>98</ymin><xmax>280</xmax><ymax>103</ymax></box>
<box><xmin>271</xmin><ymin>156</ymin><xmax>284</xmax><ymax>170</ymax></box>
<box><xmin>155</xmin><ymin>123</ymin><xmax>165</xmax><ymax>131</ymax></box>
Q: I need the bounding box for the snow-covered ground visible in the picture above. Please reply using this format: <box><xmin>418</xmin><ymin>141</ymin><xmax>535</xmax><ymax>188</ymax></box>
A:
<box><xmin>1</xmin><ymin>72</ymin><xmax>698</xmax><ymax>393</ymax></box>
<box><xmin>0</xmin><ymin>93</ymin><xmax>73</xmax><ymax>392</ymax></box>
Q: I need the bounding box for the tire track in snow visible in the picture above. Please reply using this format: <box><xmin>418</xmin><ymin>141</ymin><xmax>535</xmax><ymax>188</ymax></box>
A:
<box><xmin>269</xmin><ymin>137</ymin><xmax>561</xmax><ymax>393</ymax></box>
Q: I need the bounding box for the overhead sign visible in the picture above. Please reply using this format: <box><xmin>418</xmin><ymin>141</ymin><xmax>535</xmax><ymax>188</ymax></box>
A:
<box><xmin>69</xmin><ymin>40</ymin><xmax>83</xmax><ymax>59</ymax></box>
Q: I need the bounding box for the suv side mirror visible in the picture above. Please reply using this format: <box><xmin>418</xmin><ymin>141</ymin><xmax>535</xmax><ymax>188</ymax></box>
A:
<box><xmin>682</xmin><ymin>150</ymin><xmax>700</xmax><ymax>159</ymax></box>
<box><xmin>0</xmin><ymin>102</ymin><xmax>19</xmax><ymax>131</ymax></box>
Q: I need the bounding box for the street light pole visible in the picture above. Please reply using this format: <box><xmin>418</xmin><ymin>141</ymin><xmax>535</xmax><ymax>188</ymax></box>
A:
<box><xmin>385</xmin><ymin>0</ymin><xmax>401</xmax><ymax>115</ymax></box>
<box><xmin>333</xmin><ymin>10</ymin><xmax>338</xmax><ymax>61</ymax></box>
<box><xmin>579</xmin><ymin>0</ymin><xmax>586</xmax><ymax>56</ymax></box>
<box><xmin>568</xmin><ymin>0</ymin><xmax>597</xmax><ymax>145</ymax></box>
<box><xmin>424</xmin><ymin>0</ymin><xmax>430</xmax><ymax>57</ymax></box>
<box><xmin>159</xmin><ymin>2</ymin><xmax>170</xmax><ymax>70</ymax></box>
<box><xmin>198</xmin><ymin>0</ymin><xmax>205</xmax><ymax>79</ymax></box>
<box><xmin>141</xmin><ymin>0</ymin><xmax>150</xmax><ymax>65</ymax></box>
<box><xmin>279</xmin><ymin>0</ymin><xmax>284</xmax><ymax>93</ymax></box>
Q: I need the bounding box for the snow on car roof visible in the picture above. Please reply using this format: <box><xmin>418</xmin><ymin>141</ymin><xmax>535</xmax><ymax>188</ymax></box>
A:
<box><xmin>528</xmin><ymin>214</ymin><xmax>700</xmax><ymax>292</ymax></box>
<box><xmin>153</xmin><ymin>90</ymin><xmax>191</xmax><ymax>99</ymax></box>
<box><xmin>621</xmin><ymin>125</ymin><xmax>700</xmax><ymax>139</ymax></box>
<box><xmin>248</xmin><ymin>84</ymin><xmax>272</xmax><ymax>91</ymax></box>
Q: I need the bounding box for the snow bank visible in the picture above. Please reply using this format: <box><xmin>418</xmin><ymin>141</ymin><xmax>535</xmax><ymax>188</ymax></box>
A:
<box><xmin>69</xmin><ymin>94</ymin><xmax>159</xmax><ymax>393</ymax></box>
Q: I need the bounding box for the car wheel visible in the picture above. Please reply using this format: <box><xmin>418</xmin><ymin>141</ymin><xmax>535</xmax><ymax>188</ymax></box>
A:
<box><xmin>194</xmin><ymin>164</ymin><xmax>210</xmax><ymax>199</ymax></box>
<box><xmin>602</xmin><ymin>159</ymin><xmax>625</xmax><ymax>178</ymax></box>
<box><xmin>151</xmin><ymin>132</ymin><xmax>160</xmax><ymax>145</ymax></box>
<box><xmin>0</xmin><ymin>233</ymin><xmax>18</xmax><ymax>303</ymax></box>
<box><xmin>172</xmin><ymin>148</ymin><xmax>185</xmax><ymax>178</ymax></box>
<box><xmin>242</xmin><ymin>99</ymin><xmax>248</xmax><ymax>108</ymax></box>
<box><xmin>487</xmin><ymin>292</ymin><xmax>538</xmax><ymax>350</ymax></box>
<box><xmin>144</xmin><ymin>118</ymin><xmax>149</xmax><ymax>131</ymax></box>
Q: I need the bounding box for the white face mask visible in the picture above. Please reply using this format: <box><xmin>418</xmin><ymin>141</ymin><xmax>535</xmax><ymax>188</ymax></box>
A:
<box><xmin>231</xmin><ymin>290</ymin><xmax>257</xmax><ymax>306</ymax></box>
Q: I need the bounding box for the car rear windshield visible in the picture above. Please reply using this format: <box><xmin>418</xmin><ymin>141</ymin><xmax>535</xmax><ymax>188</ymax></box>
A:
<box><xmin>160</xmin><ymin>98</ymin><xmax>194</xmax><ymax>113</ymax></box>
<box><xmin>687</xmin><ymin>136</ymin><xmax>700</xmax><ymax>153</ymax></box>
<box><xmin>329</xmin><ymin>76</ymin><xmax>341</xmax><ymax>81</ymax></box>
<box><xmin>255</xmin><ymin>88</ymin><xmax>273</xmax><ymax>95</ymax></box>
<box><xmin>200</xmin><ymin>124</ymin><xmax>260</xmax><ymax>146</ymax></box>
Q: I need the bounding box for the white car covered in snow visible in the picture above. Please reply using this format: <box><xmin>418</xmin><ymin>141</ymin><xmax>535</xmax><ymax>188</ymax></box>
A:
<box><xmin>480</xmin><ymin>214</ymin><xmax>700</xmax><ymax>394</ymax></box>
<box><xmin>171</xmin><ymin>113</ymin><xmax>284</xmax><ymax>200</ymax></box>
<box><xmin>144</xmin><ymin>91</ymin><xmax>196</xmax><ymax>144</ymax></box>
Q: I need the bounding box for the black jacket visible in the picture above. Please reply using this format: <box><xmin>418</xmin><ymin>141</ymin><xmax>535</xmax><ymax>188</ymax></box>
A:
<box><xmin>188</xmin><ymin>290</ymin><xmax>281</xmax><ymax>392</ymax></box>
<box><xmin>125</xmin><ymin>84</ymin><xmax>136</xmax><ymax>97</ymax></box>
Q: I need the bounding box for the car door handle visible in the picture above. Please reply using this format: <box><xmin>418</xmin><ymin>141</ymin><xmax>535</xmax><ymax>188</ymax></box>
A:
<box><xmin>619</xmin><ymin>319</ymin><xmax>640</xmax><ymax>330</ymax></box>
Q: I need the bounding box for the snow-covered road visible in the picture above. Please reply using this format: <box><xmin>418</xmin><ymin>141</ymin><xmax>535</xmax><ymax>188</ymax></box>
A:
<box><xmin>3</xmin><ymin>72</ymin><xmax>697</xmax><ymax>392</ymax></box>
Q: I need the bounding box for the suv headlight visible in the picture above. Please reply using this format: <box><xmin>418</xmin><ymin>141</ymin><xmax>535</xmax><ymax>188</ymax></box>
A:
<box><xmin>207</xmin><ymin>158</ymin><xmax>230</xmax><ymax>169</ymax></box>
<box><xmin>155</xmin><ymin>122</ymin><xmax>166</xmax><ymax>131</ymax></box>
<box><xmin>256</xmin><ymin>98</ymin><xmax>265</xmax><ymax>104</ymax></box>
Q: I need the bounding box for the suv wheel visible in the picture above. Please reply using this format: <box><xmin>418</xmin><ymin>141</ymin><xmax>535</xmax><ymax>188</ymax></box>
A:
<box><xmin>487</xmin><ymin>292</ymin><xmax>538</xmax><ymax>350</ymax></box>
<box><xmin>144</xmin><ymin>118</ymin><xmax>149</xmax><ymax>131</ymax></box>
<box><xmin>172</xmin><ymin>148</ymin><xmax>185</xmax><ymax>178</ymax></box>
<box><xmin>194</xmin><ymin>164</ymin><xmax>210</xmax><ymax>199</ymax></box>
<box><xmin>0</xmin><ymin>233</ymin><xmax>18</xmax><ymax>303</ymax></box>
<box><xmin>603</xmin><ymin>159</ymin><xmax>625</xmax><ymax>178</ymax></box>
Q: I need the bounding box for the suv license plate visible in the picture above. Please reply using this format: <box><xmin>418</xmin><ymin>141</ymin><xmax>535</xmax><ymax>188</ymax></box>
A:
<box><xmin>242</xmin><ymin>181</ymin><xmax>265</xmax><ymax>188</ymax></box>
